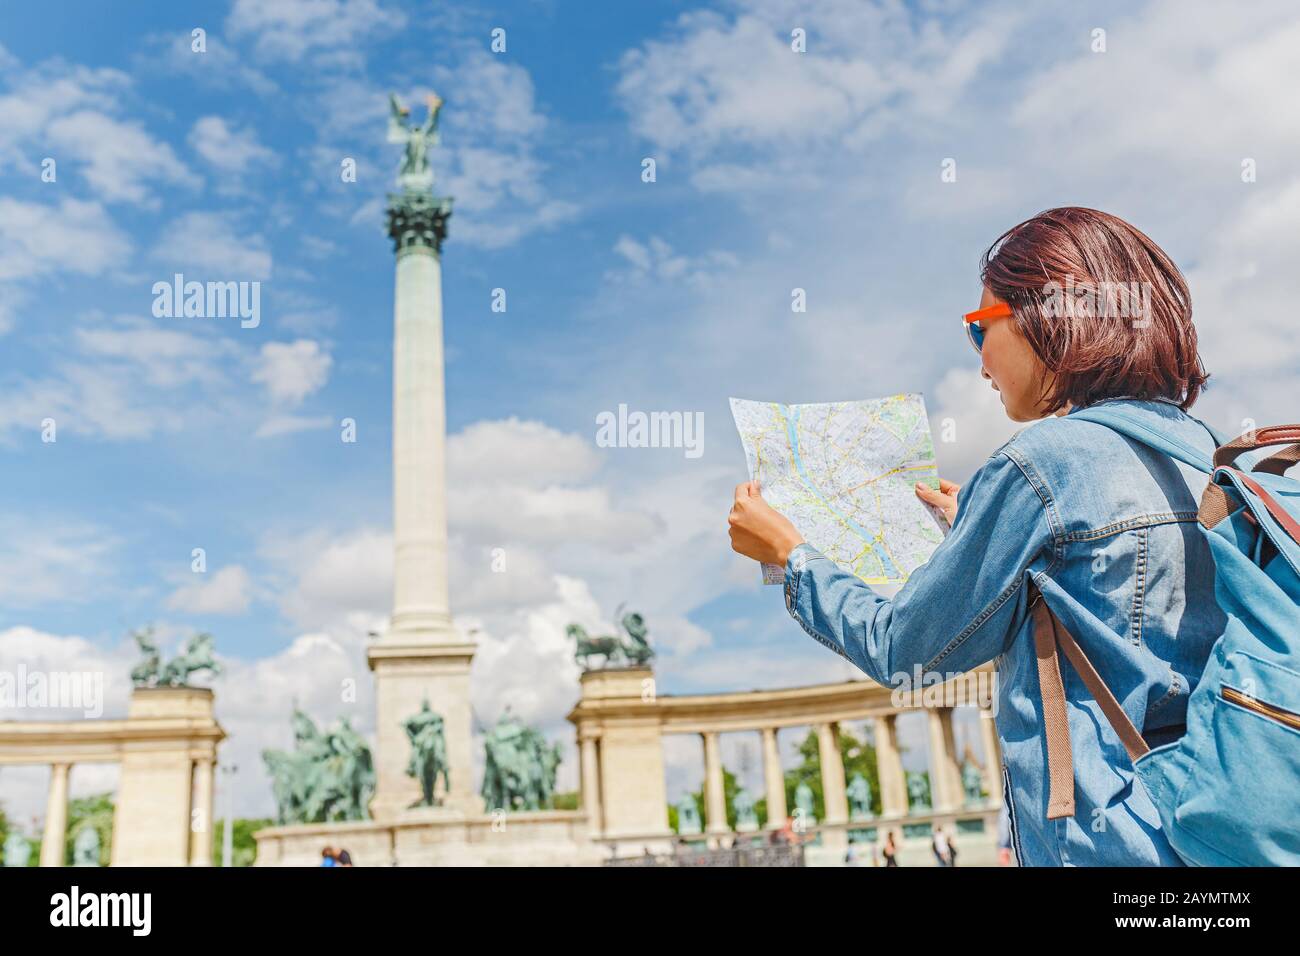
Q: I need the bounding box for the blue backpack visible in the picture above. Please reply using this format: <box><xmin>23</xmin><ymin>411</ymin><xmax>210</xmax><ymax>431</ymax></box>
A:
<box><xmin>1029</xmin><ymin>405</ymin><xmax>1300</xmax><ymax>866</ymax></box>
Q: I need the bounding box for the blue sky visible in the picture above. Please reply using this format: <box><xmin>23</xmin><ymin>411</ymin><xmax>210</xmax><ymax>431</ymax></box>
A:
<box><xmin>2</xmin><ymin>0</ymin><xmax>1298</xmax><ymax>818</ymax></box>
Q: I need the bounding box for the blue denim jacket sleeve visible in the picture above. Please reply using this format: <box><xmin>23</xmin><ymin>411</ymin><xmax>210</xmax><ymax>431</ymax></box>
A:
<box><xmin>783</xmin><ymin>448</ymin><xmax>1056</xmax><ymax>687</ymax></box>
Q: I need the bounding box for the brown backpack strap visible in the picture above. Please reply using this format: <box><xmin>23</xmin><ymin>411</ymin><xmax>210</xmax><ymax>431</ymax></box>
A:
<box><xmin>1213</xmin><ymin>424</ymin><xmax>1300</xmax><ymax>473</ymax></box>
<box><xmin>1028</xmin><ymin>580</ymin><xmax>1151</xmax><ymax>820</ymax></box>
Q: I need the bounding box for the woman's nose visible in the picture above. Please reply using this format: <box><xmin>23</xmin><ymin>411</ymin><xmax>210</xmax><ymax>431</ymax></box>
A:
<box><xmin>980</xmin><ymin>365</ymin><xmax>992</xmax><ymax>381</ymax></box>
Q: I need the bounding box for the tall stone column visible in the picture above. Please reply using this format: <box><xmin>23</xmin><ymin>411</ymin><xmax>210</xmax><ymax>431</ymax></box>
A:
<box><xmin>873</xmin><ymin>715</ymin><xmax>907</xmax><ymax>816</ymax></box>
<box><xmin>761</xmin><ymin>727</ymin><xmax>786</xmax><ymax>829</ymax></box>
<box><xmin>817</xmin><ymin>723</ymin><xmax>849</xmax><ymax>824</ymax></box>
<box><xmin>368</xmin><ymin>177</ymin><xmax>479</xmax><ymax>821</ymax></box>
<box><xmin>579</xmin><ymin>734</ymin><xmax>603</xmax><ymax>835</ymax></box>
<box><xmin>40</xmin><ymin>762</ymin><xmax>70</xmax><ymax>867</ymax></box>
<box><xmin>702</xmin><ymin>731</ymin><xmax>728</xmax><ymax>837</ymax></box>
<box><xmin>979</xmin><ymin>710</ymin><xmax>1004</xmax><ymax>805</ymax></box>
<box><xmin>190</xmin><ymin>757</ymin><xmax>215</xmax><ymax>867</ymax></box>
<box><xmin>927</xmin><ymin>708</ymin><xmax>963</xmax><ymax>813</ymax></box>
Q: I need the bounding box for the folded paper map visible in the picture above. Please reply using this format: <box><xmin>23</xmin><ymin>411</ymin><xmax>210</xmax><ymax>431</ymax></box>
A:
<box><xmin>730</xmin><ymin>393</ymin><xmax>951</xmax><ymax>585</ymax></box>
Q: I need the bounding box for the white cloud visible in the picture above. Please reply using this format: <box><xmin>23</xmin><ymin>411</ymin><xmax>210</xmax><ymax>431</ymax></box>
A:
<box><xmin>188</xmin><ymin>116</ymin><xmax>277</xmax><ymax>175</ymax></box>
<box><xmin>152</xmin><ymin>212</ymin><xmax>272</xmax><ymax>280</ymax></box>
<box><xmin>166</xmin><ymin>565</ymin><xmax>255</xmax><ymax>615</ymax></box>
<box><xmin>250</xmin><ymin>339</ymin><xmax>333</xmax><ymax>406</ymax></box>
<box><xmin>46</xmin><ymin>109</ymin><xmax>199</xmax><ymax>206</ymax></box>
<box><xmin>254</xmin><ymin>414</ymin><xmax>334</xmax><ymax>439</ymax></box>
<box><xmin>143</xmin><ymin>31</ymin><xmax>278</xmax><ymax>96</ymax></box>
<box><xmin>226</xmin><ymin>0</ymin><xmax>406</xmax><ymax>63</ymax></box>
<box><xmin>0</xmin><ymin>520</ymin><xmax>121</xmax><ymax>608</ymax></box>
<box><xmin>0</xmin><ymin>197</ymin><xmax>131</xmax><ymax>281</ymax></box>
<box><xmin>0</xmin><ymin>317</ymin><xmax>243</xmax><ymax>442</ymax></box>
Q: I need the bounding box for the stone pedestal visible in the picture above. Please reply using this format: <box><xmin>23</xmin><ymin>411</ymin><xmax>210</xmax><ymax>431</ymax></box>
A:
<box><xmin>367</xmin><ymin>641</ymin><xmax>478</xmax><ymax>820</ymax></box>
<box><xmin>111</xmin><ymin>687</ymin><xmax>223</xmax><ymax>866</ymax></box>
<box><xmin>570</xmin><ymin>668</ymin><xmax>669</xmax><ymax>842</ymax></box>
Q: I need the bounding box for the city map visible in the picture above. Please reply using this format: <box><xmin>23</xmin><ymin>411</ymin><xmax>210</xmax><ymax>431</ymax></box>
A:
<box><xmin>730</xmin><ymin>394</ymin><xmax>950</xmax><ymax>585</ymax></box>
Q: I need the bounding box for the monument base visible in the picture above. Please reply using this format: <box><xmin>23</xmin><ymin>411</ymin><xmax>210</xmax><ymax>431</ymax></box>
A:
<box><xmin>366</xmin><ymin>639</ymin><xmax>479</xmax><ymax>821</ymax></box>
<box><xmin>253</xmin><ymin>810</ymin><xmax>602</xmax><ymax>867</ymax></box>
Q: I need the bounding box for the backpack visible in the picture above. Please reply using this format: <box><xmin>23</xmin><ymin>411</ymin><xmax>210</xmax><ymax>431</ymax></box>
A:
<box><xmin>1027</xmin><ymin>405</ymin><xmax>1300</xmax><ymax>866</ymax></box>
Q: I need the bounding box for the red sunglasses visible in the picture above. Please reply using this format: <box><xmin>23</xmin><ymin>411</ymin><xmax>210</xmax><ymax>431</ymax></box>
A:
<box><xmin>962</xmin><ymin>302</ymin><xmax>1013</xmax><ymax>353</ymax></box>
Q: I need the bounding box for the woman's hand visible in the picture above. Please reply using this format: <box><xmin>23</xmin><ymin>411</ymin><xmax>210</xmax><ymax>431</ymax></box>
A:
<box><xmin>915</xmin><ymin>477</ymin><xmax>961</xmax><ymax>524</ymax></box>
<box><xmin>728</xmin><ymin>481</ymin><xmax>805</xmax><ymax>566</ymax></box>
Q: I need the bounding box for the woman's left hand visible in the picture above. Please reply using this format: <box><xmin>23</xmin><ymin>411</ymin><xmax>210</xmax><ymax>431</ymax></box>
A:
<box><xmin>728</xmin><ymin>481</ymin><xmax>805</xmax><ymax>566</ymax></box>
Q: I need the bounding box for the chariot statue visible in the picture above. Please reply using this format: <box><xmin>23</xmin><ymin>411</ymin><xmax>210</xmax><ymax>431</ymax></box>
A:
<box><xmin>129</xmin><ymin>628</ymin><xmax>221</xmax><ymax>688</ymax></box>
<box><xmin>566</xmin><ymin>605</ymin><xmax>655</xmax><ymax>670</ymax></box>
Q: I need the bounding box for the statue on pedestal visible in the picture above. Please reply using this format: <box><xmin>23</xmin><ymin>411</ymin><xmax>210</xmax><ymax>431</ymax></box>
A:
<box><xmin>567</xmin><ymin>606</ymin><xmax>655</xmax><ymax>671</ymax></box>
<box><xmin>961</xmin><ymin>759</ymin><xmax>985</xmax><ymax>805</ymax></box>
<box><xmin>72</xmin><ymin>824</ymin><xmax>100</xmax><ymax>866</ymax></box>
<box><xmin>3</xmin><ymin>831</ymin><xmax>31</xmax><ymax>868</ymax></box>
<box><xmin>262</xmin><ymin>707</ymin><xmax>374</xmax><ymax>823</ymax></box>
<box><xmin>130</xmin><ymin>628</ymin><xmax>221</xmax><ymax>688</ymax></box>
<box><xmin>404</xmin><ymin>699</ymin><xmax>450</xmax><ymax>808</ymax></box>
<box><xmin>733</xmin><ymin>786</ymin><xmax>759</xmax><ymax>832</ymax></box>
<box><xmin>480</xmin><ymin>708</ymin><xmax>562</xmax><ymax>812</ymax></box>
<box><xmin>847</xmin><ymin>772</ymin><xmax>874</xmax><ymax>820</ymax></box>
<box><xmin>388</xmin><ymin>92</ymin><xmax>442</xmax><ymax>192</ymax></box>
<box><xmin>676</xmin><ymin>795</ymin><xmax>702</xmax><ymax>835</ymax></box>
<box><xmin>906</xmin><ymin>771</ymin><xmax>931</xmax><ymax>812</ymax></box>
<box><xmin>794</xmin><ymin>781</ymin><xmax>817</xmax><ymax>826</ymax></box>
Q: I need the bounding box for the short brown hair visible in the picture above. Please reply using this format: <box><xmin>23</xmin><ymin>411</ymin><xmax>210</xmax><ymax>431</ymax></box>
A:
<box><xmin>980</xmin><ymin>207</ymin><xmax>1209</xmax><ymax>412</ymax></box>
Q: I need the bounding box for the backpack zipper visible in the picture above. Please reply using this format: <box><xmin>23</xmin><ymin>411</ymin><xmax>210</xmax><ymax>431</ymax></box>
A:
<box><xmin>1221</xmin><ymin>685</ymin><xmax>1300</xmax><ymax>732</ymax></box>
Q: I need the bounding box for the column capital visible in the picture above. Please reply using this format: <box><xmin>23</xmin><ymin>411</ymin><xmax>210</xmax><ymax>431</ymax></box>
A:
<box><xmin>386</xmin><ymin>190</ymin><xmax>452</xmax><ymax>255</ymax></box>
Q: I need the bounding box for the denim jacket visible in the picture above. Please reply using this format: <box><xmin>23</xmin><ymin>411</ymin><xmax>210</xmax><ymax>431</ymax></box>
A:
<box><xmin>783</xmin><ymin>398</ymin><xmax>1223</xmax><ymax>866</ymax></box>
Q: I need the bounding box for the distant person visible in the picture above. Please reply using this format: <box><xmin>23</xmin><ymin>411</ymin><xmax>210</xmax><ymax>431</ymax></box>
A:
<box><xmin>320</xmin><ymin>846</ymin><xmax>336</xmax><ymax>867</ymax></box>
<box><xmin>931</xmin><ymin>829</ymin><xmax>952</xmax><ymax>867</ymax></box>
<box><xmin>336</xmin><ymin>847</ymin><xmax>353</xmax><ymax>867</ymax></box>
<box><xmin>882</xmin><ymin>831</ymin><xmax>898</xmax><ymax>867</ymax></box>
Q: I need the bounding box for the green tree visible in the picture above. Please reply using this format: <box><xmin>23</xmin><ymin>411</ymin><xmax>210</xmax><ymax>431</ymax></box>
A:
<box><xmin>65</xmin><ymin>792</ymin><xmax>114</xmax><ymax>867</ymax></box>
<box><xmin>551</xmin><ymin>790</ymin><xmax>579</xmax><ymax>811</ymax></box>
<box><xmin>212</xmin><ymin>817</ymin><xmax>274</xmax><ymax>867</ymax></box>
<box><xmin>783</xmin><ymin>725</ymin><xmax>883</xmax><ymax>820</ymax></box>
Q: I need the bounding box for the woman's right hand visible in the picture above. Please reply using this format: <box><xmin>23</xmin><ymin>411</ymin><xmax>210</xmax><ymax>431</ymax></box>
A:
<box><xmin>915</xmin><ymin>478</ymin><xmax>961</xmax><ymax>524</ymax></box>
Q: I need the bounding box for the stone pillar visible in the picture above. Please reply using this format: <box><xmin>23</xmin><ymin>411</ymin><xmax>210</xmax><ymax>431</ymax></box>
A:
<box><xmin>702</xmin><ymin>731</ymin><xmax>728</xmax><ymax>836</ymax></box>
<box><xmin>817</xmin><ymin>723</ymin><xmax>849</xmax><ymax>824</ymax></box>
<box><xmin>579</xmin><ymin>734</ymin><xmax>603</xmax><ymax>835</ymax></box>
<box><xmin>570</xmin><ymin>668</ymin><xmax>669</xmax><ymax>843</ymax></box>
<box><xmin>927</xmin><ymin>708</ymin><xmax>963</xmax><ymax>813</ymax></box>
<box><xmin>190</xmin><ymin>757</ymin><xmax>215</xmax><ymax>867</ymax></box>
<box><xmin>761</xmin><ymin>727</ymin><xmax>786</xmax><ymax>829</ymax></box>
<box><xmin>369</xmin><ymin>186</ymin><xmax>477</xmax><ymax>821</ymax></box>
<box><xmin>113</xmin><ymin>687</ymin><xmax>224</xmax><ymax>866</ymax></box>
<box><xmin>979</xmin><ymin>710</ymin><xmax>1004</xmax><ymax>805</ymax></box>
<box><xmin>873</xmin><ymin>715</ymin><xmax>907</xmax><ymax>816</ymax></box>
<box><xmin>40</xmin><ymin>762</ymin><xmax>71</xmax><ymax>867</ymax></box>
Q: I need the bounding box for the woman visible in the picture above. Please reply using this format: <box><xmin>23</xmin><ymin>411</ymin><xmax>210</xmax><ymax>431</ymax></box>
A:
<box><xmin>728</xmin><ymin>207</ymin><xmax>1221</xmax><ymax>866</ymax></box>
